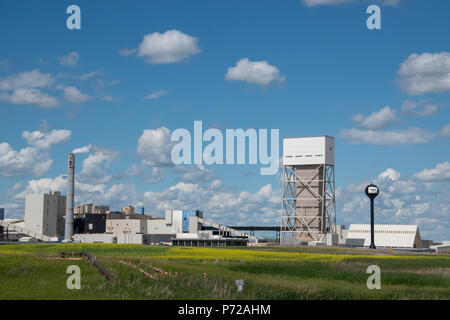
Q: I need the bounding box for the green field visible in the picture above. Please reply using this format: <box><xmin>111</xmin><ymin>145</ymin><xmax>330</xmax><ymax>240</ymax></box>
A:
<box><xmin>0</xmin><ymin>244</ymin><xmax>449</xmax><ymax>300</ymax></box>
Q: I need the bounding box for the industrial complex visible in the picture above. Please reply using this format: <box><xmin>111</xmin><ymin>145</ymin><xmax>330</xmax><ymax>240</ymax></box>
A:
<box><xmin>0</xmin><ymin>136</ymin><xmax>448</xmax><ymax>253</ymax></box>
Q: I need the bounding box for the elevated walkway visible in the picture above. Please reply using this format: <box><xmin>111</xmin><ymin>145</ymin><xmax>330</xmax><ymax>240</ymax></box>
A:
<box><xmin>197</xmin><ymin>217</ymin><xmax>259</xmax><ymax>243</ymax></box>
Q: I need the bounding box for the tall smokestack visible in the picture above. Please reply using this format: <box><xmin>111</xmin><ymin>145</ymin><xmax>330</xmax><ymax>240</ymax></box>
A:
<box><xmin>64</xmin><ymin>153</ymin><xmax>75</xmax><ymax>240</ymax></box>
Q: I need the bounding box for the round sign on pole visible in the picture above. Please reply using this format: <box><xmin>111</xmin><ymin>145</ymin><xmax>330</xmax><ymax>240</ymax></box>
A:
<box><xmin>365</xmin><ymin>184</ymin><xmax>379</xmax><ymax>199</ymax></box>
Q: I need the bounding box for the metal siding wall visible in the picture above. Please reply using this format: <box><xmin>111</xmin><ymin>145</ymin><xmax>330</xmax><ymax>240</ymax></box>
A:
<box><xmin>345</xmin><ymin>224</ymin><xmax>418</xmax><ymax>248</ymax></box>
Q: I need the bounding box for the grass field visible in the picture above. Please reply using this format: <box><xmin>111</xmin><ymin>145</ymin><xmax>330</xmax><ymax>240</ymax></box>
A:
<box><xmin>0</xmin><ymin>243</ymin><xmax>449</xmax><ymax>300</ymax></box>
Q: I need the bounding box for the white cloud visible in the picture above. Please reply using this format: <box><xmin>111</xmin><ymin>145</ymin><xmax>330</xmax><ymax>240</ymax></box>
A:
<box><xmin>101</xmin><ymin>95</ymin><xmax>117</xmax><ymax>102</ymax></box>
<box><xmin>58</xmin><ymin>52</ymin><xmax>80</xmax><ymax>67</ymax></box>
<box><xmin>302</xmin><ymin>0</ymin><xmax>401</xmax><ymax>6</ymax></box>
<box><xmin>440</xmin><ymin>124</ymin><xmax>450</xmax><ymax>138</ymax></box>
<box><xmin>9</xmin><ymin>175</ymin><xmax>142</xmax><ymax>215</ymax></box>
<box><xmin>0</xmin><ymin>88</ymin><xmax>60</xmax><ymax>108</ymax></box>
<box><xmin>0</xmin><ymin>69</ymin><xmax>54</xmax><ymax>90</ymax></box>
<box><xmin>78</xmin><ymin>145</ymin><xmax>118</xmax><ymax>184</ymax></box>
<box><xmin>0</xmin><ymin>125</ymin><xmax>71</xmax><ymax>177</ymax></box>
<box><xmin>352</xmin><ymin>106</ymin><xmax>398</xmax><ymax>130</ymax></box>
<box><xmin>143</xmin><ymin>167</ymin><xmax>167</xmax><ymax>184</ymax></box>
<box><xmin>401</xmin><ymin>100</ymin><xmax>438</xmax><ymax>117</ymax></box>
<box><xmin>22</xmin><ymin>129</ymin><xmax>71</xmax><ymax>149</ymax></box>
<box><xmin>302</xmin><ymin>0</ymin><xmax>355</xmax><ymax>6</ymax></box>
<box><xmin>113</xmin><ymin>165</ymin><xmax>167</xmax><ymax>184</ymax></box>
<box><xmin>63</xmin><ymin>86</ymin><xmax>91</xmax><ymax>103</ymax></box>
<box><xmin>137</xmin><ymin>127</ymin><xmax>174</xmax><ymax>167</ymax></box>
<box><xmin>15</xmin><ymin>175</ymin><xmax>67</xmax><ymax>197</ymax></box>
<box><xmin>136</xmin><ymin>30</ymin><xmax>201</xmax><ymax>64</ymax></box>
<box><xmin>78</xmin><ymin>70</ymin><xmax>103</xmax><ymax>80</ymax></box>
<box><xmin>414</xmin><ymin>162</ymin><xmax>450</xmax><ymax>182</ymax></box>
<box><xmin>143</xmin><ymin>181</ymin><xmax>280</xmax><ymax>226</ymax></box>
<box><xmin>382</xmin><ymin>0</ymin><xmax>401</xmax><ymax>5</ymax></box>
<box><xmin>225</xmin><ymin>58</ymin><xmax>285</xmax><ymax>86</ymax></box>
<box><xmin>378</xmin><ymin>168</ymin><xmax>400</xmax><ymax>181</ymax></box>
<box><xmin>174</xmin><ymin>165</ymin><xmax>216</xmax><ymax>184</ymax></box>
<box><xmin>145</xmin><ymin>90</ymin><xmax>166</xmax><ymax>100</ymax></box>
<box><xmin>119</xmin><ymin>48</ymin><xmax>137</xmax><ymax>57</ymax></box>
<box><xmin>339</xmin><ymin>127</ymin><xmax>435</xmax><ymax>145</ymax></box>
<box><xmin>398</xmin><ymin>52</ymin><xmax>450</xmax><ymax>95</ymax></box>
<box><xmin>0</xmin><ymin>142</ymin><xmax>52</xmax><ymax>177</ymax></box>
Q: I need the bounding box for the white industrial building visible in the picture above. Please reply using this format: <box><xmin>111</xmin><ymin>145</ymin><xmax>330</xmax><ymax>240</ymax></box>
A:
<box><xmin>345</xmin><ymin>224</ymin><xmax>421</xmax><ymax>248</ymax></box>
<box><xmin>104</xmin><ymin>209</ymin><xmax>203</xmax><ymax>236</ymax></box>
<box><xmin>106</xmin><ymin>217</ymin><xmax>148</xmax><ymax>234</ymax></box>
<box><xmin>74</xmin><ymin>210</ymin><xmax>203</xmax><ymax>244</ymax></box>
<box><xmin>72</xmin><ymin>209</ymin><xmax>255</xmax><ymax>245</ymax></box>
<box><xmin>430</xmin><ymin>242</ymin><xmax>450</xmax><ymax>253</ymax></box>
<box><xmin>24</xmin><ymin>192</ymin><xmax>66</xmax><ymax>237</ymax></box>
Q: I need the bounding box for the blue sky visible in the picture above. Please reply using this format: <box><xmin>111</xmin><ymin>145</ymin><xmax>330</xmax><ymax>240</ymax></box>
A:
<box><xmin>0</xmin><ymin>0</ymin><xmax>449</xmax><ymax>241</ymax></box>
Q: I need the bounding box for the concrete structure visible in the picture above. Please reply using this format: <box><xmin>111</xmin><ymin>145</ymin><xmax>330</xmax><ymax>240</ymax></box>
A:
<box><xmin>93</xmin><ymin>205</ymin><xmax>110</xmax><ymax>214</ymax></box>
<box><xmin>335</xmin><ymin>225</ymin><xmax>348</xmax><ymax>245</ymax></box>
<box><xmin>75</xmin><ymin>204</ymin><xmax>93</xmax><ymax>214</ymax></box>
<box><xmin>345</xmin><ymin>224</ymin><xmax>421</xmax><ymax>248</ymax></box>
<box><xmin>147</xmin><ymin>218</ymin><xmax>173</xmax><ymax>234</ymax></box>
<box><xmin>75</xmin><ymin>204</ymin><xmax>110</xmax><ymax>214</ymax></box>
<box><xmin>146</xmin><ymin>210</ymin><xmax>203</xmax><ymax>235</ymax></box>
<box><xmin>281</xmin><ymin>136</ymin><xmax>336</xmax><ymax>244</ymax></box>
<box><xmin>106</xmin><ymin>218</ymin><xmax>147</xmax><ymax>234</ymax></box>
<box><xmin>24</xmin><ymin>191</ymin><xmax>66</xmax><ymax>237</ymax></box>
<box><xmin>430</xmin><ymin>242</ymin><xmax>450</xmax><ymax>253</ymax></box>
<box><xmin>420</xmin><ymin>239</ymin><xmax>434</xmax><ymax>249</ymax></box>
<box><xmin>74</xmin><ymin>233</ymin><xmax>117</xmax><ymax>243</ymax></box>
<box><xmin>64</xmin><ymin>153</ymin><xmax>75</xmax><ymax>240</ymax></box>
<box><xmin>74</xmin><ymin>213</ymin><xmax>106</xmax><ymax>234</ymax></box>
<box><xmin>121</xmin><ymin>205</ymin><xmax>134</xmax><ymax>215</ymax></box>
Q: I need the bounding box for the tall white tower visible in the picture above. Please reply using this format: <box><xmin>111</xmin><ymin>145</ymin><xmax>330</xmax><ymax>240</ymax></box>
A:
<box><xmin>281</xmin><ymin>136</ymin><xmax>336</xmax><ymax>244</ymax></box>
<box><xmin>64</xmin><ymin>153</ymin><xmax>75</xmax><ymax>240</ymax></box>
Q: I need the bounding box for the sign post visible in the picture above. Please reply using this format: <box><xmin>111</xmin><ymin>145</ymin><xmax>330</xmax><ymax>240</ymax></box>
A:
<box><xmin>365</xmin><ymin>184</ymin><xmax>379</xmax><ymax>249</ymax></box>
